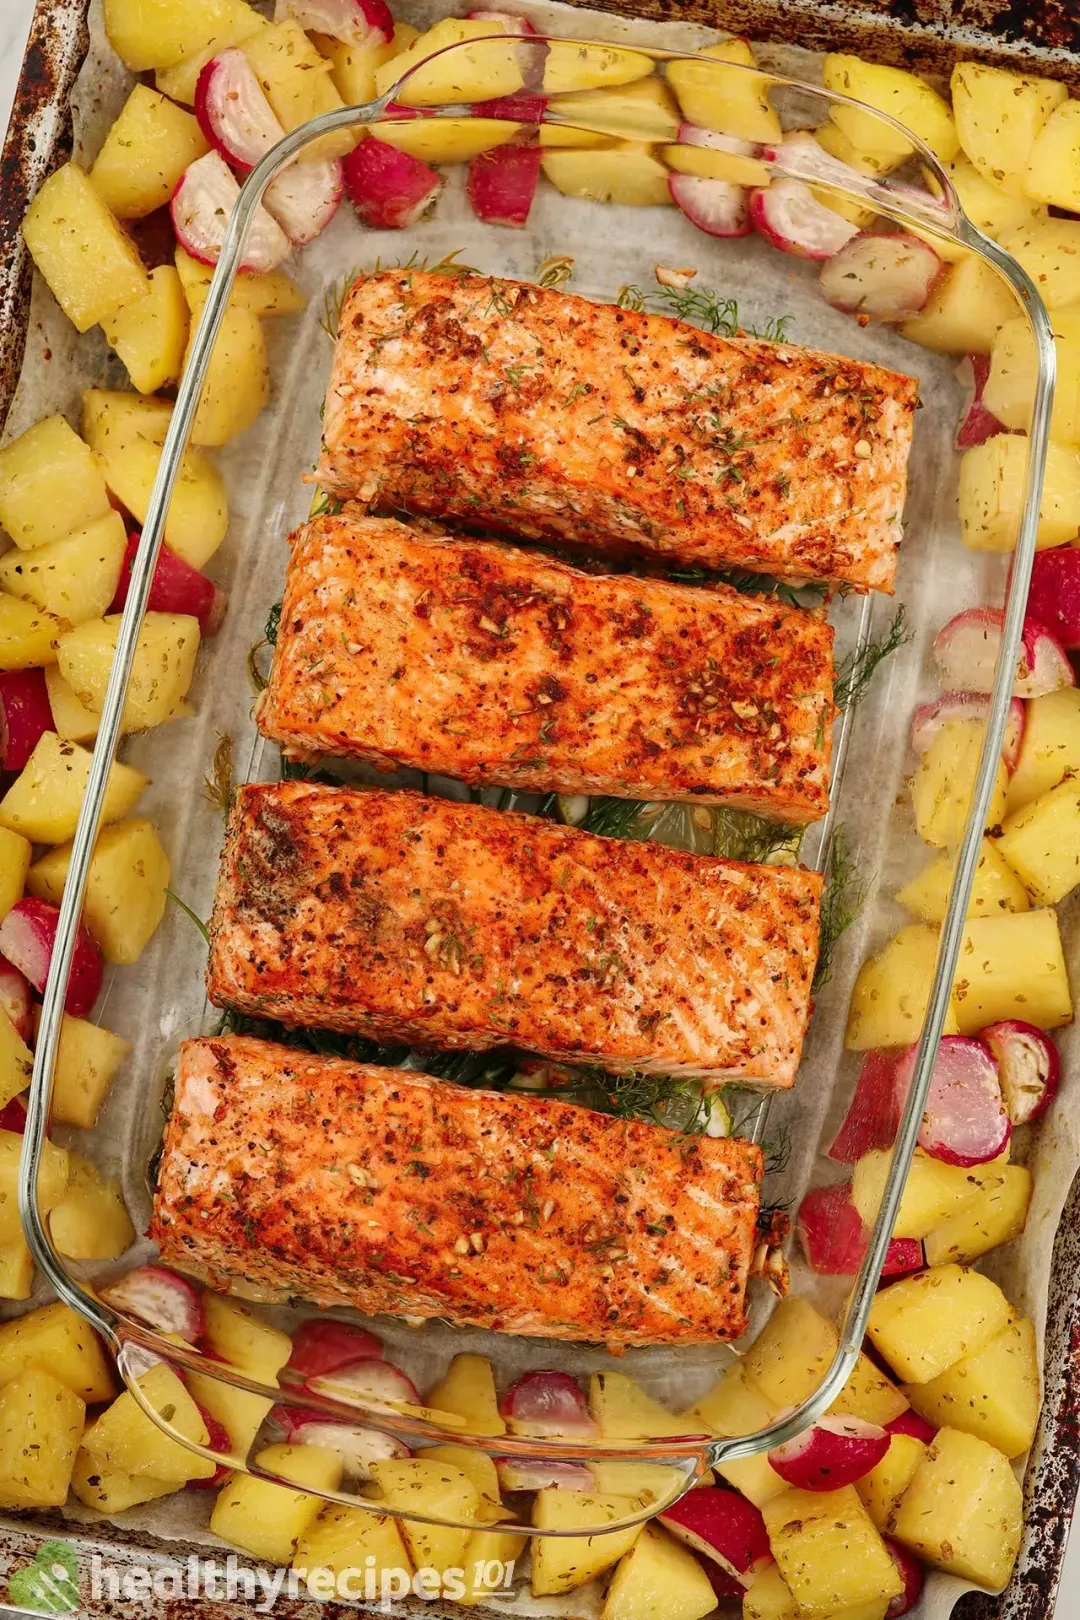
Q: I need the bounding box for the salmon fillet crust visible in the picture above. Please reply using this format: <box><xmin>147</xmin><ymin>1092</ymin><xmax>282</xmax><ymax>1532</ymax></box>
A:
<box><xmin>257</xmin><ymin>512</ymin><xmax>835</xmax><ymax>822</ymax></box>
<box><xmin>151</xmin><ymin>1035</ymin><xmax>765</xmax><ymax>1347</ymax></box>
<box><xmin>207</xmin><ymin>782</ymin><xmax>821</xmax><ymax>1086</ymax></box>
<box><xmin>316</xmin><ymin>270</ymin><xmax>918</xmax><ymax>592</ymax></box>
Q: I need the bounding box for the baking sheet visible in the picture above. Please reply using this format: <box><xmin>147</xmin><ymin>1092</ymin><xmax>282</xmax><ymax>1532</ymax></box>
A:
<box><xmin>2</xmin><ymin>2</ymin><xmax>1078</xmax><ymax>1616</ymax></box>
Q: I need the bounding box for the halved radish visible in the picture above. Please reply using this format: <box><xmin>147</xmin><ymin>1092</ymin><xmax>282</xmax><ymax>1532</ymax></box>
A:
<box><xmin>171</xmin><ymin>152</ymin><xmax>290</xmax><ymax>273</ymax></box>
<box><xmin>465</xmin><ymin>7</ymin><xmax>538</xmax><ymax>32</ymax></box>
<box><xmin>679</xmin><ymin>123</ymin><xmax>756</xmax><ymax>160</ymax></box>
<box><xmin>290</xmin><ymin>1421</ymin><xmax>410</xmax><ymax>1481</ymax></box>
<box><xmin>467</xmin><ymin>143</ymin><xmax>541</xmax><ymax>228</ymax></box>
<box><xmin>980</xmin><ymin>1020</ymin><xmax>1060</xmax><ymax>1127</ymax></box>
<box><xmin>886</xmin><ymin>1410</ymin><xmax>937</xmax><ymax>1443</ymax></box>
<box><xmin>955</xmin><ymin>354</ymin><xmax>1006</xmax><ymax>450</ymax></box>
<box><xmin>494</xmin><ymin>1457</ymin><xmax>592</xmax><ymax>1492</ymax></box>
<box><xmin>306</xmin><ymin>1357</ymin><xmax>421</xmax><ymax>1410</ymax></box>
<box><xmin>111</xmin><ymin>534</ymin><xmax>227</xmax><ymax>637</ymax></box>
<box><xmin>670</xmin><ymin>173</ymin><xmax>751</xmax><ymax>239</ymax></box>
<box><xmin>820</xmin><ymin>233</ymin><xmax>943</xmax><ymax>322</ymax></box>
<box><xmin>342</xmin><ymin>136</ymin><xmax>442</xmax><ymax>230</ymax></box>
<box><xmin>750</xmin><ymin>179</ymin><xmax>859</xmax><ymax>261</ymax></box>
<box><xmin>287</xmin><ymin>1318</ymin><xmax>384</xmax><ymax>1379</ymax></box>
<box><xmin>762</xmin><ymin>129</ymin><xmax>848</xmax><ymax>184</ymax></box>
<box><xmin>100</xmin><ymin>1264</ymin><xmax>206</xmax><ymax>1342</ymax></box>
<box><xmin>0</xmin><ymin>898</ymin><xmax>102</xmax><ymax>1019</ymax></box>
<box><xmin>932</xmin><ymin>607</ymin><xmax>1074</xmax><ymax>700</ymax></box>
<box><xmin>797</xmin><ymin>1185</ymin><xmax>924</xmax><ymax>1278</ymax></box>
<box><xmin>0</xmin><ymin>1095</ymin><xmax>26</xmax><ymax>1133</ymax></box>
<box><xmin>265</xmin><ymin>160</ymin><xmax>344</xmax><ymax>245</ymax></box>
<box><xmin>885</xmin><ymin>1539</ymin><xmax>926</xmax><ymax>1618</ymax></box>
<box><xmin>659</xmin><ymin>1488</ymin><xmax>772</xmax><ymax>1590</ymax></box>
<box><xmin>895</xmin><ymin>1035</ymin><xmax>1011</xmax><ymax>1167</ymax></box>
<box><xmin>187</xmin><ymin>1404</ymin><xmax>233</xmax><ymax>1488</ymax></box>
<box><xmin>274</xmin><ymin>0</ymin><xmax>393</xmax><ymax>48</ymax></box>
<box><xmin>828</xmin><ymin>1050</ymin><xmax>907</xmax><ymax>1163</ymax></box>
<box><xmin>0</xmin><ymin>960</ymin><xmax>32</xmax><ymax>1042</ymax></box>
<box><xmin>0</xmin><ymin>669</ymin><xmax>54</xmax><ymax>772</ymax></box>
<box><xmin>910</xmin><ymin>690</ymin><xmax>1025</xmax><ymax>773</ymax></box>
<box><xmin>195</xmin><ymin>50</ymin><xmax>284</xmax><ymax>174</ymax></box>
<box><xmin>498</xmin><ymin>1370</ymin><xmax>597</xmax><ymax>1438</ymax></box>
<box><xmin>768</xmin><ymin>1415</ymin><xmax>890</xmax><ymax>1490</ymax></box>
<box><xmin>1026</xmin><ymin>547</ymin><xmax>1080</xmax><ymax>652</ymax></box>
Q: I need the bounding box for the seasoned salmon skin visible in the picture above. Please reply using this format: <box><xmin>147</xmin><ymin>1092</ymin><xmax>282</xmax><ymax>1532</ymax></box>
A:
<box><xmin>316</xmin><ymin>270</ymin><xmax>918</xmax><ymax>592</ymax></box>
<box><xmin>151</xmin><ymin>1034</ymin><xmax>765</xmax><ymax>1347</ymax></box>
<box><xmin>207</xmin><ymin>782</ymin><xmax>822</xmax><ymax>1086</ymax></box>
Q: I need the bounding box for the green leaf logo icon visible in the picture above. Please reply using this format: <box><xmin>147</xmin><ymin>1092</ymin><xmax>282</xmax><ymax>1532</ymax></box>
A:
<box><xmin>7</xmin><ymin>1540</ymin><xmax>80</xmax><ymax>1614</ymax></box>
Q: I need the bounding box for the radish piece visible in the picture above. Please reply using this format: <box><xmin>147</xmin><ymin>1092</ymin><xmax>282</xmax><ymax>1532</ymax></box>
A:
<box><xmin>0</xmin><ymin>959</ymin><xmax>32</xmax><ymax>1042</ymax></box>
<box><xmin>499</xmin><ymin>1370</ymin><xmax>597</xmax><ymax>1438</ymax></box>
<box><xmin>287</xmin><ymin>1318</ymin><xmax>384</xmax><ymax>1379</ymax></box>
<box><xmin>763</xmin><ymin>129</ymin><xmax>851</xmax><ymax>185</ymax></box>
<box><xmin>980</xmin><ymin>1020</ymin><xmax>1060</xmax><ymax>1126</ymax></box>
<box><xmin>274</xmin><ymin>0</ymin><xmax>393</xmax><ymax>48</ymax></box>
<box><xmin>659</xmin><ymin>1488</ymin><xmax>772</xmax><ymax>1590</ymax></box>
<box><xmin>894</xmin><ymin>1035</ymin><xmax>1011</xmax><ymax>1167</ymax></box>
<box><xmin>828</xmin><ymin>1050</ymin><xmax>907</xmax><ymax>1163</ymax></box>
<box><xmin>495</xmin><ymin>1457</ymin><xmax>593</xmax><ymax>1492</ymax></box>
<box><xmin>0</xmin><ymin>670</ymin><xmax>54</xmax><ymax>772</ymax></box>
<box><xmin>955</xmin><ymin>354</ymin><xmax>1006</xmax><ymax>450</ymax></box>
<box><xmin>472</xmin><ymin>93</ymin><xmax>547</xmax><ymax>121</ymax></box>
<box><xmin>290</xmin><ymin>1421</ymin><xmax>410</xmax><ymax>1481</ymax></box>
<box><xmin>100</xmin><ymin>1265</ymin><xmax>206</xmax><ymax>1342</ymax></box>
<box><xmin>306</xmin><ymin>1357</ymin><xmax>421</xmax><ymax>1410</ymax></box>
<box><xmin>693</xmin><ymin>1553</ymin><xmax>744</xmax><ymax>1602</ymax></box>
<box><xmin>467</xmin><ymin>143</ymin><xmax>541</xmax><ymax>228</ymax></box>
<box><xmin>670</xmin><ymin>173</ymin><xmax>751</xmax><ymax>239</ymax></box>
<box><xmin>111</xmin><ymin>533</ymin><xmax>227</xmax><ymax>636</ymax></box>
<box><xmin>820</xmin><ymin>232</ymin><xmax>943</xmax><ymax>322</ymax></box>
<box><xmin>195</xmin><ymin>50</ymin><xmax>284</xmax><ymax>174</ymax></box>
<box><xmin>750</xmin><ymin>179</ymin><xmax>859</xmax><ymax>261</ymax></box>
<box><xmin>0</xmin><ymin>898</ymin><xmax>102</xmax><ymax>1019</ymax></box>
<box><xmin>1026</xmin><ymin>548</ymin><xmax>1080</xmax><ymax>652</ymax></box>
<box><xmin>0</xmin><ymin>1095</ymin><xmax>25</xmax><ymax>1133</ymax></box>
<box><xmin>678</xmin><ymin>123</ymin><xmax>756</xmax><ymax>159</ymax></box>
<box><xmin>910</xmin><ymin>690</ymin><xmax>1025</xmax><ymax>773</ymax></box>
<box><xmin>342</xmin><ymin>137</ymin><xmax>442</xmax><ymax>230</ymax></box>
<box><xmin>885</xmin><ymin>1539</ymin><xmax>926</xmax><ymax>1618</ymax></box>
<box><xmin>886</xmin><ymin>1410</ymin><xmax>937</xmax><ymax>1443</ymax></box>
<box><xmin>932</xmin><ymin>607</ymin><xmax>1075</xmax><ymax>700</ymax></box>
<box><xmin>797</xmin><ymin>1185</ymin><xmax>924</xmax><ymax>1278</ymax></box>
<box><xmin>187</xmin><ymin>1404</ymin><xmax>233</xmax><ymax>1489</ymax></box>
<box><xmin>768</xmin><ymin>1415</ymin><xmax>890</xmax><ymax>1491</ymax></box>
<box><xmin>171</xmin><ymin>152</ymin><xmax>290</xmax><ymax>273</ymax></box>
<box><xmin>465</xmin><ymin>7</ymin><xmax>538</xmax><ymax>33</ymax></box>
<box><xmin>265</xmin><ymin>160</ymin><xmax>344</xmax><ymax>245</ymax></box>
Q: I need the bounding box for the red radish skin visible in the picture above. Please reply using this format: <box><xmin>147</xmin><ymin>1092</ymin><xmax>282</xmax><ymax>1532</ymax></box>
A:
<box><xmin>885</xmin><ymin>1539</ymin><xmax>926</xmax><ymax>1618</ymax></box>
<box><xmin>494</xmin><ymin>1457</ymin><xmax>593</xmax><ymax>1492</ymax></box>
<box><xmin>195</xmin><ymin>51</ymin><xmax>284</xmax><ymax>173</ymax></box>
<box><xmin>820</xmin><ymin>232</ymin><xmax>943</xmax><ymax>322</ymax></box>
<box><xmin>750</xmin><ymin>178</ymin><xmax>859</xmax><ymax>260</ymax></box>
<box><xmin>1026</xmin><ymin>548</ymin><xmax>1080</xmax><ymax>651</ymax></box>
<box><xmin>910</xmin><ymin>690</ymin><xmax>1025</xmax><ymax>773</ymax></box>
<box><xmin>171</xmin><ymin>152</ymin><xmax>290</xmax><ymax>273</ymax></box>
<box><xmin>932</xmin><ymin>607</ymin><xmax>1074</xmax><ymax>700</ymax></box>
<box><xmin>670</xmin><ymin>174</ymin><xmax>751</xmax><ymax>238</ymax></box>
<box><xmin>980</xmin><ymin>1020</ymin><xmax>1060</xmax><ymax>1126</ymax></box>
<box><xmin>886</xmin><ymin>1411</ymin><xmax>937</xmax><ymax>1444</ymax></box>
<box><xmin>275</xmin><ymin>0</ymin><xmax>394</xmax><ymax>48</ymax></box>
<box><xmin>768</xmin><ymin>1415</ymin><xmax>890</xmax><ymax>1491</ymax></box>
<box><xmin>306</xmin><ymin>1357</ymin><xmax>420</xmax><ymax>1410</ymax></box>
<box><xmin>0</xmin><ymin>670</ymin><xmax>55</xmax><ymax>771</ymax></box>
<box><xmin>0</xmin><ymin>1095</ymin><xmax>25</xmax><ymax>1133</ymax></box>
<box><xmin>894</xmin><ymin>1035</ymin><xmax>1011</xmax><ymax>1167</ymax></box>
<box><xmin>287</xmin><ymin>1318</ymin><xmax>384</xmax><ymax>1379</ymax></box>
<box><xmin>187</xmin><ymin>1404</ymin><xmax>233</xmax><ymax>1488</ymax></box>
<box><xmin>111</xmin><ymin>534</ymin><xmax>227</xmax><ymax>636</ymax></box>
<box><xmin>342</xmin><ymin>137</ymin><xmax>442</xmax><ymax>229</ymax></box>
<box><xmin>0</xmin><ymin>960</ymin><xmax>32</xmax><ymax>1042</ymax></box>
<box><xmin>659</xmin><ymin>1488</ymin><xmax>772</xmax><ymax>1590</ymax></box>
<box><xmin>467</xmin><ymin>143</ymin><xmax>541</xmax><ymax>228</ymax></box>
<box><xmin>289</xmin><ymin>1420</ymin><xmax>410</xmax><ymax>1480</ymax></box>
<box><xmin>0</xmin><ymin>898</ymin><xmax>102</xmax><ymax>1019</ymax></box>
<box><xmin>499</xmin><ymin>1370</ymin><xmax>598</xmax><ymax>1438</ymax></box>
<box><xmin>472</xmin><ymin>93</ymin><xmax>547</xmax><ymax>121</ymax></box>
<box><xmin>828</xmin><ymin>1050</ymin><xmax>907</xmax><ymax>1162</ymax></box>
<box><xmin>265</xmin><ymin>159</ymin><xmax>344</xmax><ymax>245</ymax></box>
<box><xmin>693</xmin><ymin>1554</ymin><xmax>744</xmax><ymax>1602</ymax></box>
<box><xmin>955</xmin><ymin>354</ymin><xmax>1006</xmax><ymax>450</ymax></box>
<box><xmin>100</xmin><ymin>1265</ymin><xmax>206</xmax><ymax>1342</ymax></box>
<box><xmin>797</xmin><ymin>1185</ymin><xmax>925</xmax><ymax>1278</ymax></box>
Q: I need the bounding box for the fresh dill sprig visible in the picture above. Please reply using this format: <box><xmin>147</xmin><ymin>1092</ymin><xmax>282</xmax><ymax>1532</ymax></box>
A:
<box><xmin>813</xmin><ymin>826</ymin><xmax>866</xmax><ymax>993</ymax></box>
<box><xmin>166</xmin><ymin>889</ymin><xmax>209</xmax><ymax>945</ymax></box>
<box><xmin>576</xmin><ymin>1068</ymin><xmax>711</xmax><ymax>1134</ymax></box>
<box><xmin>536</xmin><ymin>254</ymin><xmax>574</xmax><ymax>290</ymax></box>
<box><xmin>246</xmin><ymin>638</ymin><xmax>270</xmax><ymax>695</ymax></box>
<box><xmin>320</xmin><ymin>269</ymin><xmax>361</xmax><ymax>339</ymax></box>
<box><xmin>265</xmin><ymin>601</ymin><xmax>282</xmax><ymax>647</ymax></box>
<box><xmin>309</xmin><ymin>487</ymin><xmax>344</xmax><ymax>520</ymax></box>
<box><xmin>203</xmin><ymin>734</ymin><xmax>234</xmax><ymax>817</ymax></box>
<box><xmin>834</xmin><ymin>605</ymin><xmax>911</xmax><ymax>711</ymax></box>
<box><xmin>718</xmin><ymin>569</ymin><xmax>829</xmax><ymax>612</ymax></box>
<box><xmin>713</xmin><ymin>809</ymin><xmax>802</xmax><ymax>866</ymax></box>
<box><xmin>614</xmin><ymin>283</ymin><xmax>795</xmax><ymax>344</ymax></box>
<box><xmin>580</xmin><ymin>796</ymin><xmax>654</xmax><ymax>841</ymax></box>
<box><xmin>279</xmin><ymin>754</ymin><xmax>344</xmax><ymax>787</ymax></box>
<box><xmin>755</xmin><ymin>312</ymin><xmax>795</xmax><ymax>343</ymax></box>
<box><xmin>616</xmin><ymin>284</ymin><xmax>646</xmax><ymax>312</ymax></box>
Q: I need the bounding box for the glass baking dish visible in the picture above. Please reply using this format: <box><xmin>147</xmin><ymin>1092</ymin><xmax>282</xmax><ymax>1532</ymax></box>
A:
<box><xmin>15</xmin><ymin>39</ymin><xmax>1054</xmax><ymax>1542</ymax></box>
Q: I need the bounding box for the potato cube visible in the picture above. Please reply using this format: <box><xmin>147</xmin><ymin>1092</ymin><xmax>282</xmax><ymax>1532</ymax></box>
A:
<box><xmin>89</xmin><ymin>86</ymin><xmax>208</xmax><ymax>219</ymax></box>
<box><xmin>986</xmin><ymin>307</ymin><xmax>1080</xmax><ymax>445</ymax></box>
<box><xmin>830</xmin><ymin>1353</ymin><xmax>908</xmax><ymax>1429</ymax></box>
<box><xmin>951</xmin><ymin>63</ymin><xmax>1066</xmax><ymax>197</ymax></box>
<box><xmin>0</xmin><ymin>595</ymin><xmax>66</xmax><ymax>670</ymax></box>
<box><xmin>377</xmin><ymin>117</ymin><xmax>518</xmax><ymax>166</ymax></box>
<box><xmin>374</xmin><ymin>18</ymin><xmax>524</xmax><ymax>107</ymax></box>
<box><xmin>458</xmin><ymin>1526</ymin><xmax>526</xmax><ymax>1605</ymax></box>
<box><xmin>890</xmin><ymin>1426</ymin><xmax>1022</xmax><ymax>1588</ymax></box>
<box><xmin>543</xmin><ymin>40</ymin><xmax>652</xmax><ymax>96</ymax></box>
<box><xmin>22</xmin><ymin>163</ymin><xmax>150</xmax><ymax>333</ymax></box>
<box><xmin>102</xmin><ymin>266</ymin><xmax>190</xmax><ymax>395</ymax></box>
<box><xmin>0</xmin><ymin>733</ymin><xmax>145</xmax><ymax>845</ymax></box>
<box><xmin>294</xmin><ymin>1503</ymin><xmax>412</xmax><ymax>1586</ymax></box>
<box><xmin>0</xmin><ymin>1240</ymin><xmax>34</xmax><ymax>1301</ymax></box>
<box><xmin>542</xmin><ymin>144</ymin><xmax>673</xmax><ymax>207</ymax></box>
<box><xmin>910</xmin><ymin>718</ymin><xmax>1008</xmax><ymax>849</ymax></box>
<box><xmin>103</xmin><ymin>0</ymin><xmax>259</xmax><ymax>72</ymax></box>
<box><xmin>202</xmin><ymin>1293</ymin><xmax>291</xmax><ymax>1382</ymax></box>
<box><xmin>900</xmin><ymin>252</ymin><xmax>1018</xmax><ymax>355</ymax></box>
<box><xmin>868</xmin><ymin>1264</ymin><xmax>1012</xmax><ymax>1384</ymax></box>
<box><xmin>0</xmin><ymin>828</ymin><xmax>31</xmax><ymax>925</ymax></box>
<box><xmin>815</xmin><ymin>118</ymin><xmax>897</xmax><ymax>177</ymax></box>
<box><xmin>0</xmin><ymin>509</ymin><xmax>127</xmax><ymax>626</ymax></box>
<box><xmin>82</xmin><ymin>1362</ymin><xmax>215</xmax><ymax>1483</ymax></box>
<box><xmin>924</xmin><ymin>1163</ymin><xmax>1032</xmax><ymax>1267</ymax></box>
<box><xmin>762</xmin><ymin>1486</ymin><xmax>903</xmax><ymax>1614</ymax></box>
<box><xmin>602</xmin><ymin>1523</ymin><xmax>717</xmax><ymax>1620</ymax></box>
<box><xmin>0</xmin><ymin>1006</ymin><xmax>32</xmax><ymax>1112</ymax></box>
<box><xmin>81</xmin><ymin>388</ymin><xmax>173</xmax><ymax>450</ymax></box>
<box><xmin>426</xmin><ymin>1353</ymin><xmax>504</xmax><ymax>1436</ymax></box>
<box><xmin>0</xmin><ymin>415</ymin><xmax>112</xmax><ymax>549</ymax></box>
<box><xmin>845</xmin><ymin>924</ymin><xmax>960</xmax><ymax>1051</ymax></box>
<box><xmin>421</xmin><ymin>1443</ymin><xmax>504</xmax><ymax>1526</ymax></box>
<box><xmin>45</xmin><ymin>668</ymin><xmax>101</xmax><ymax>743</ymax></box>
<box><xmin>367</xmin><ymin>1458</ymin><xmax>481</xmax><ymax>1582</ymax></box>
<box><xmin>0</xmin><ymin>1129</ymin><xmax>69</xmax><ymax>1246</ymax></box>
<box><xmin>997</xmin><ymin>219</ymin><xmax>1080</xmax><ymax>314</ymax></box>
<box><xmin>1025</xmin><ymin>100</ymin><xmax>1080</xmax><ymax>211</ymax></box>
<box><xmin>897</xmin><ymin>838</ymin><xmax>1029</xmax><ymax>926</ymax></box>
<box><xmin>944</xmin><ymin>157</ymin><xmax>1046</xmax><ymax>240</ymax></box>
<box><xmin>852</xmin><ymin>1147</ymin><xmax>1004</xmax><ymax>1241</ymax></box>
<box><xmin>1007</xmin><ymin>688</ymin><xmax>1080</xmax><ymax>814</ymax></box>
<box><xmin>155</xmin><ymin>7</ymin><xmax>269</xmax><ymax>104</ymax></box>
<box><xmin>50</xmin><ymin>1154</ymin><xmax>135</xmax><ymax>1261</ymax></box>
<box><xmin>855</xmin><ymin>1431</ymin><xmax>927</xmax><ymax>1531</ymax></box>
<box><xmin>680</xmin><ymin>1365</ymin><xmax>785</xmax><ymax>1506</ymax></box>
<box><xmin>589</xmin><ymin>1371</ymin><xmax>690</xmax><ymax>1440</ymax></box>
<box><xmin>744</xmin><ymin>1565</ymin><xmax>797</xmax><ymax>1620</ymax></box>
<box><xmin>244</xmin><ymin>20</ymin><xmax>354</xmax><ymax>160</ymax></box>
<box><xmin>92</xmin><ymin>434</ymin><xmax>228</xmax><ymax>568</ymax></box>
<box><xmin>316</xmin><ymin>22</ymin><xmax>419</xmax><ymax>107</ymax></box>
<box><xmin>997</xmin><ymin>776</ymin><xmax>1080</xmax><ymax>903</ymax></box>
<box><xmin>0</xmin><ymin>1368</ymin><xmax>84</xmax><ymax>1508</ymax></box>
<box><xmin>0</xmin><ymin>1299</ymin><xmax>115</xmax><ymax>1403</ymax></box>
<box><xmin>174</xmin><ymin>246</ymin><xmax>306</xmax><ymax>318</ymax></box>
<box><xmin>953</xmin><ymin>908</ymin><xmax>1072</xmax><ymax>1031</ymax></box>
<box><xmin>662</xmin><ymin>138</ymin><xmax>769</xmax><ymax>186</ymax></box>
<box><xmin>904</xmin><ymin>1314</ymin><xmax>1039</xmax><ymax>1459</ymax></box>
<box><xmin>742</xmin><ymin>1295</ymin><xmax>838</xmax><ymax>1409</ymax></box>
<box><xmin>58</xmin><ymin>611</ymin><xmax>200</xmax><ymax>733</ymax></box>
<box><xmin>43</xmin><ymin>1012</ymin><xmax>129</xmax><ymax>1130</ymax></box>
<box><xmin>960</xmin><ymin>434</ymin><xmax>1080</xmax><ymax>552</ymax></box>
<box><xmin>185</xmin><ymin>305</ymin><xmax>269</xmax><ymax>447</ymax></box>
<box><xmin>587</xmin><ymin>1460</ymin><xmax>685</xmax><ymax>1505</ymax></box>
<box><xmin>666</xmin><ymin>40</ymin><xmax>779</xmax><ymax>143</ymax></box>
<box><xmin>211</xmin><ymin>1442</ymin><xmax>343</xmax><ymax>1564</ymax></box>
<box><xmin>542</xmin><ymin>77</ymin><xmax>679</xmax><ymax>144</ymax></box>
<box><xmin>530</xmin><ymin>1488</ymin><xmax>644</xmax><ymax>1596</ymax></box>
<box><xmin>823</xmin><ymin>55</ymin><xmax>956</xmax><ymax>164</ymax></box>
<box><xmin>71</xmin><ymin>1449</ymin><xmax>177</xmax><ymax>1513</ymax></box>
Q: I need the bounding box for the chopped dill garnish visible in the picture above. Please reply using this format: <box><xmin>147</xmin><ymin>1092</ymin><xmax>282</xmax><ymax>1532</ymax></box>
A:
<box><xmin>615</xmin><ymin>283</ymin><xmax>795</xmax><ymax>344</ymax></box>
<box><xmin>203</xmin><ymin>734</ymin><xmax>234</xmax><ymax>816</ymax></box>
<box><xmin>167</xmin><ymin>889</ymin><xmax>209</xmax><ymax>944</ymax></box>
<box><xmin>813</xmin><ymin>826</ymin><xmax>866</xmax><ymax>993</ymax></box>
<box><xmin>834</xmin><ymin>605</ymin><xmax>911</xmax><ymax>711</ymax></box>
<box><xmin>265</xmin><ymin>601</ymin><xmax>282</xmax><ymax>646</ymax></box>
<box><xmin>713</xmin><ymin>809</ymin><xmax>802</xmax><ymax>866</ymax></box>
<box><xmin>536</xmin><ymin>253</ymin><xmax>574</xmax><ymax>290</ymax></box>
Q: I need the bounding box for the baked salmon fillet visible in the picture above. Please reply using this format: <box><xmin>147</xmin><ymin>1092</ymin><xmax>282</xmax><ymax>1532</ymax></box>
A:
<box><xmin>151</xmin><ymin>1034</ymin><xmax>764</xmax><ymax>1347</ymax></box>
<box><xmin>257</xmin><ymin>511</ymin><xmax>835</xmax><ymax>822</ymax></box>
<box><xmin>316</xmin><ymin>270</ymin><xmax>918</xmax><ymax>592</ymax></box>
<box><xmin>207</xmin><ymin>782</ymin><xmax>822</xmax><ymax>1086</ymax></box>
